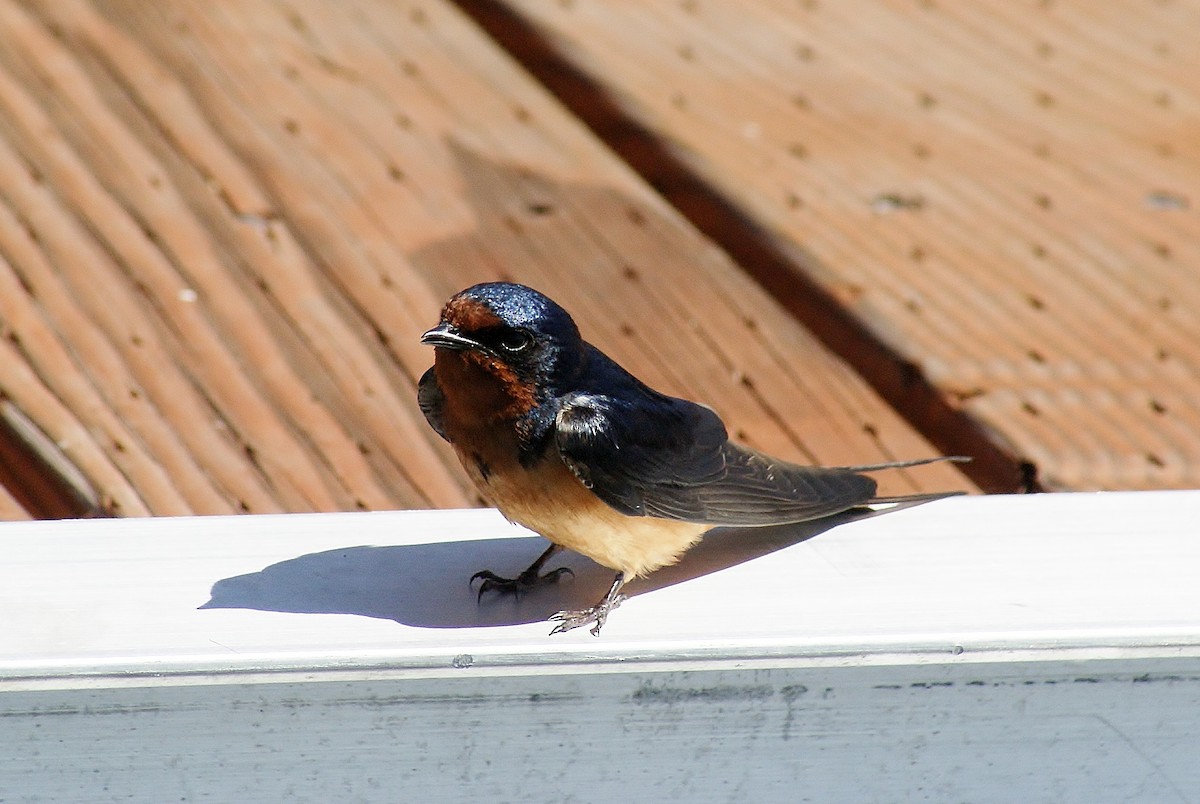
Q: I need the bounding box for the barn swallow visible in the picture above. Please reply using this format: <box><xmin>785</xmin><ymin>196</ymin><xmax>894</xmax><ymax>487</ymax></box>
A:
<box><xmin>419</xmin><ymin>282</ymin><xmax>966</xmax><ymax>636</ymax></box>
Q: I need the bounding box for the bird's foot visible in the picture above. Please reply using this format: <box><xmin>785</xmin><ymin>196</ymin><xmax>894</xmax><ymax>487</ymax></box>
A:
<box><xmin>470</xmin><ymin>566</ymin><xmax>574</xmax><ymax>601</ymax></box>
<box><xmin>548</xmin><ymin>593</ymin><xmax>627</xmax><ymax>637</ymax></box>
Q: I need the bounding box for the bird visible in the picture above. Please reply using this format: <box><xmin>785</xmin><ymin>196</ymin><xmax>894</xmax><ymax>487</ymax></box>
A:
<box><xmin>419</xmin><ymin>282</ymin><xmax>966</xmax><ymax>636</ymax></box>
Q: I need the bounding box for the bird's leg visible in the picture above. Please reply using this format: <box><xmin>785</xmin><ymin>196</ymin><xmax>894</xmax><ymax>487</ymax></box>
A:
<box><xmin>548</xmin><ymin>572</ymin><xmax>627</xmax><ymax>637</ymax></box>
<box><xmin>471</xmin><ymin>543</ymin><xmax>574</xmax><ymax>601</ymax></box>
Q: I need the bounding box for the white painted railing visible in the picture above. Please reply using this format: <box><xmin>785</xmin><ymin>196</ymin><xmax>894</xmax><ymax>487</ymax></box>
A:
<box><xmin>1</xmin><ymin>492</ymin><xmax>1198</xmax><ymax>801</ymax></box>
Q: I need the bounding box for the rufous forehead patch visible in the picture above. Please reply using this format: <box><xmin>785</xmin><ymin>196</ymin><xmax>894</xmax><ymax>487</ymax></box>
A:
<box><xmin>442</xmin><ymin>296</ymin><xmax>504</xmax><ymax>332</ymax></box>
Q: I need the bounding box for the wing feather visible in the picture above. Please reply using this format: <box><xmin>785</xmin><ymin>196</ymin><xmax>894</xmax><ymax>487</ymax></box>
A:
<box><xmin>554</xmin><ymin>392</ymin><xmax>877</xmax><ymax>526</ymax></box>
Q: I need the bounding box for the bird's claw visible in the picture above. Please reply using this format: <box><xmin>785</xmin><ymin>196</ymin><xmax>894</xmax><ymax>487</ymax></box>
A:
<box><xmin>469</xmin><ymin>566</ymin><xmax>574</xmax><ymax>602</ymax></box>
<box><xmin>548</xmin><ymin>593</ymin><xmax>627</xmax><ymax>637</ymax></box>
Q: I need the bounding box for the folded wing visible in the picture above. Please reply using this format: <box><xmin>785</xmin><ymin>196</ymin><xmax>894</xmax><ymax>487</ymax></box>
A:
<box><xmin>554</xmin><ymin>392</ymin><xmax>877</xmax><ymax>526</ymax></box>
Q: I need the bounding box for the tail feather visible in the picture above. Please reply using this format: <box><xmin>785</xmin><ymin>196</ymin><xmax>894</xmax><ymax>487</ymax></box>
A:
<box><xmin>845</xmin><ymin>456</ymin><xmax>971</xmax><ymax>508</ymax></box>
<box><xmin>869</xmin><ymin>490</ymin><xmax>966</xmax><ymax>505</ymax></box>
<box><xmin>840</xmin><ymin>455</ymin><xmax>971</xmax><ymax>473</ymax></box>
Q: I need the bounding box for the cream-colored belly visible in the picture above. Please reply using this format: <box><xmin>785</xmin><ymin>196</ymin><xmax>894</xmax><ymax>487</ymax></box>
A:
<box><xmin>460</xmin><ymin>447</ymin><xmax>707</xmax><ymax>579</ymax></box>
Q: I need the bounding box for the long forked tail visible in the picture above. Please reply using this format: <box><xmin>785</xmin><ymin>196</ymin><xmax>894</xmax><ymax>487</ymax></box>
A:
<box><xmin>839</xmin><ymin>455</ymin><xmax>971</xmax><ymax>473</ymax></box>
<box><xmin>869</xmin><ymin>490</ymin><xmax>965</xmax><ymax>505</ymax></box>
<box><xmin>839</xmin><ymin>455</ymin><xmax>972</xmax><ymax>506</ymax></box>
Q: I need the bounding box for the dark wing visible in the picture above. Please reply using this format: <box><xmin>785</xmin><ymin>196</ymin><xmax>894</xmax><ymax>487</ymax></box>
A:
<box><xmin>694</xmin><ymin>442</ymin><xmax>878</xmax><ymax>524</ymax></box>
<box><xmin>554</xmin><ymin>392</ymin><xmax>727</xmax><ymax>518</ymax></box>
<box><xmin>417</xmin><ymin>367</ymin><xmax>449</xmax><ymax>441</ymax></box>
<box><xmin>554</xmin><ymin>392</ymin><xmax>877</xmax><ymax>526</ymax></box>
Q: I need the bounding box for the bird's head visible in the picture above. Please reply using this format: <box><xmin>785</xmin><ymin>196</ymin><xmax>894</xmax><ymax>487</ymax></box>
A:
<box><xmin>421</xmin><ymin>282</ymin><xmax>585</xmax><ymax>401</ymax></box>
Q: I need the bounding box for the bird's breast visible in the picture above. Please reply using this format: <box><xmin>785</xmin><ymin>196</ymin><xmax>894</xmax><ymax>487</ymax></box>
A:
<box><xmin>434</xmin><ymin>350</ymin><xmax>706</xmax><ymax>578</ymax></box>
<box><xmin>433</xmin><ymin>350</ymin><xmax>537</xmax><ymax>486</ymax></box>
<box><xmin>469</xmin><ymin>446</ymin><xmax>707</xmax><ymax>579</ymax></box>
<box><xmin>434</xmin><ymin>350</ymin><xmax>538</xmax><ymax>431</ymax></box>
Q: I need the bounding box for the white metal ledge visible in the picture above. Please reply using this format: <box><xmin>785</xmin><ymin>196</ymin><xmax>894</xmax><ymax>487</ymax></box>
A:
<box><xmin>2</xmin><ymin>491</ymin><xmax>1199</xmax><ymax>802</ymax></box>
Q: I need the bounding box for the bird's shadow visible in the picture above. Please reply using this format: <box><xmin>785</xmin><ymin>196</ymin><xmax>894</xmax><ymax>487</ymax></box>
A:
<box><xmin>200</xmin><ymin>505</ymin><xmax>922</xmax><ymax>630</ymax></box>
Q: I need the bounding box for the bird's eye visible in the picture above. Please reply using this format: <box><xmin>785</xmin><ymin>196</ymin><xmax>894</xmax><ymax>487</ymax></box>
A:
<box><xmin>498</xmin><ymin>329</ymin><xmax>534</xmax><ymax>353</ymax></box>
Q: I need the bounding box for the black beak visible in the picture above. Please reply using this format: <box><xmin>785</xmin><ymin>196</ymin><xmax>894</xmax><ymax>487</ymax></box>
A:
<box><xmin>420</xmin><ymin>323</ymin><xmax>479</xmax><ymax>351</ymax></box>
